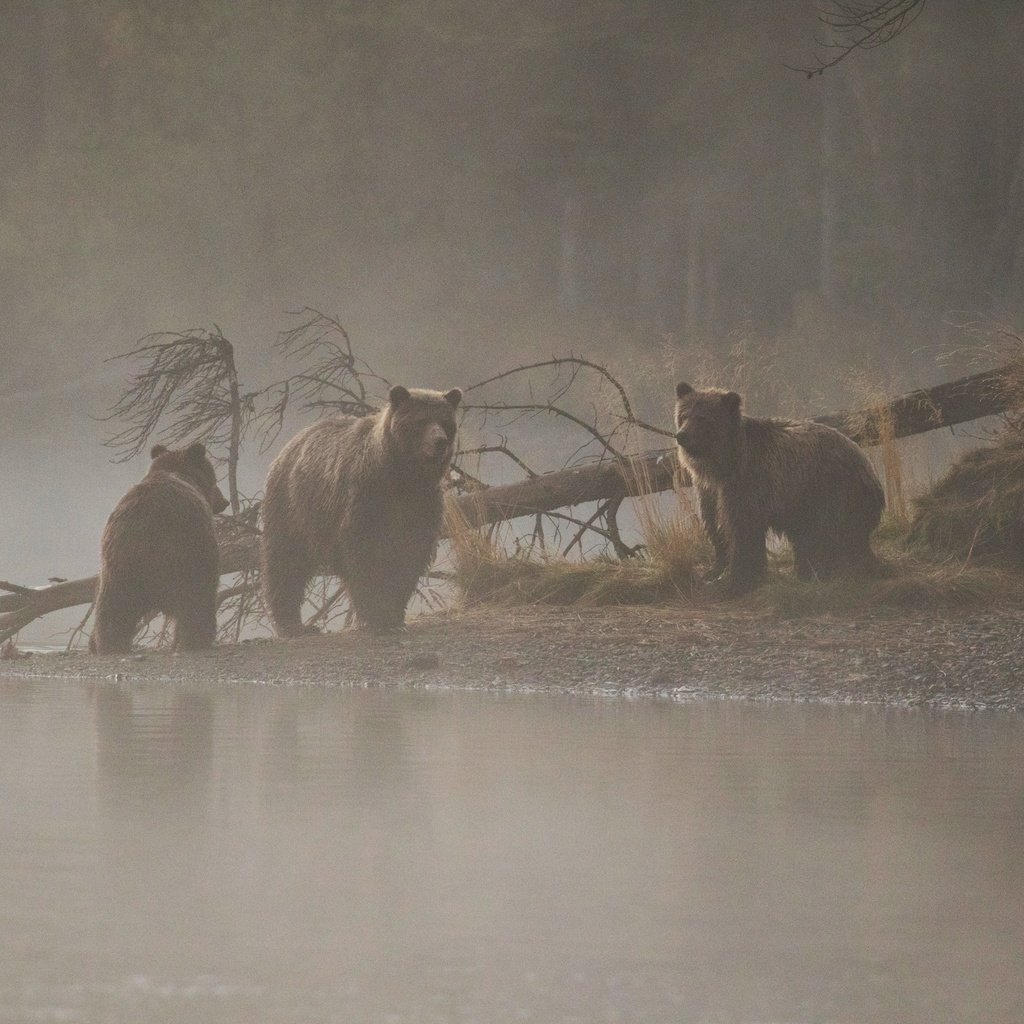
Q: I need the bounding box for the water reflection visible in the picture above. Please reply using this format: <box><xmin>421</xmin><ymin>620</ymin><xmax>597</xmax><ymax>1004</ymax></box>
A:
<box><xmin>0</xmin><ymin>682</ymin><xmax>1021</xmax><ymax>1023</ymax></box>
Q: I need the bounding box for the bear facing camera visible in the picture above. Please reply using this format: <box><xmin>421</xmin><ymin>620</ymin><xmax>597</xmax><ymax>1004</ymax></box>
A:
<box><xmin>261</xmin><ymin>385</ymin><xmax>462</xmax><ymax>636</ymax></box>
<box><xmin>674</xmin><ymin>382</ymin><xmax>885</xmax><ymax>596</ymax></box>
<box><xmin>91</xmin><ymin>442</ymin><xmax>229</xmax><ymax>654</ymax></box>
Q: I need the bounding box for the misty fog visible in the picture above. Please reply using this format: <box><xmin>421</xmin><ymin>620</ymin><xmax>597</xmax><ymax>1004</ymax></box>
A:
<box><xmin>2</xmin><ymin>2</ymin><xmax>1023</xmax><ymax>613</ymax></box>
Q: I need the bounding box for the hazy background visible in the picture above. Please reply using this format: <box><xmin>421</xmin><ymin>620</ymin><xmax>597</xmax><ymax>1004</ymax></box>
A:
<box><xmin>2</xmin><ymin>1</ymin><xmax>1023</xmax><ymax>612</ymax></box>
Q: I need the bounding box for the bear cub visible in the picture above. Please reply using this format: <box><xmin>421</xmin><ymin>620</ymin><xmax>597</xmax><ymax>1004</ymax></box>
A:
<box><xmin>91</xmin><ymin>442</ymin><xmax>229</xmax><ymax>654</ymax></box>
<box><xmin>261</xmin><ymin>385</ymin><xmax>461</xmax><ymax>636</ymax></box>
<box><xmin>674</xmin><ymin>382</ymin><xmax>885</xmax><ymax>595</ymax></box>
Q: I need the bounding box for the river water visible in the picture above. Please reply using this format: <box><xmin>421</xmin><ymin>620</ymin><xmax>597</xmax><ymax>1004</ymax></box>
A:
<box><xmin>1</xmin><ymin>679</ymin><xmax>1021</xmax><ymax>1024</ymax></box>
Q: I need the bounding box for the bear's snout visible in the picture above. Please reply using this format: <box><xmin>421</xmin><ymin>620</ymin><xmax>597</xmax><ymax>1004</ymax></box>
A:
<box><xmin>421</xmin><ymin>424</ymin><xmax>451</xmax><ymax>461</ymax></box>
<box><xmin>675</xmin><ymin>427</ymin><xmax>709</xmax><ymax>459</ymax></box>
<box><xmin>211</xmin><ymin>489</ymin><xmax>230</xmax><ymax>514</ymax></box>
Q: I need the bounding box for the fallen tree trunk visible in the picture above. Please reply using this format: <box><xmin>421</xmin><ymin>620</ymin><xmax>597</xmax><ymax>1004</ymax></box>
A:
<box><xmin>2</xmin><ymin>361</ymin><xmax>1018</xmax><ymax>642</ymax></box>
<box><xmin>457</xmin><ymin>361</ymin><xmax>1020</xmax><ymax>527</ymax></box>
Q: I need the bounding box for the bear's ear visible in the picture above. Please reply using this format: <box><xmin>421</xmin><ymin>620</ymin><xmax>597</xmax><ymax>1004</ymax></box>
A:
<box><xmin>186</xmin><ymin>441</ymin><xmax>207</xmax><ymax>458</ymax></box>
<box><xmin>150</xmin><ymin>444</ymin><xmax>168</xmax><ymax>459</ymax></box>
<box><xmin>723</xmin><ymin>391</ymin><xmax>742</xmax><ymax>413</ymax></box>
<box><xmin>443</xmin><ymin>388</ymin><xmax>462</xmax><ymax>410</ymax></box>
<box><xmin>675</xmin><ymin>381</ymin><xmax>694</xmax><ymax>399</ymax></box>
<box><xmin>389</xmin><ymin>385</ymin><xmax>411</xmax><ymax>409</ymax></box>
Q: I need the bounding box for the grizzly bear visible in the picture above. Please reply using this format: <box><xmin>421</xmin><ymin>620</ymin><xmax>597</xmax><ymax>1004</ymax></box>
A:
<box><xmin>260</xmin><ymin>385</ymin><xmax>461</xmax><ymax>636</ymax></box>
<box><xmin>674</xmin><ymin>383</ymin><xmax>885</xmax><ymax>595</ymax></box>
<box><xmin>91</xmin><ymin>443</ymin><xmax>229</xmax><ymax>654</ymax></box>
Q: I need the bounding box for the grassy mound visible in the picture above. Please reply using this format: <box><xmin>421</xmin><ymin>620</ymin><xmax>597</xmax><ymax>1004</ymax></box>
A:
<box><xmin>909</xmin><ymin>429</ymin><xmax>1024</xmax><ymax>566</ymax></box>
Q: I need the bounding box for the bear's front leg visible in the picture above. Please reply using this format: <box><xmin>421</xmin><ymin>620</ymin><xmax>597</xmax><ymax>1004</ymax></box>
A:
<box><xmin>697</xmin><ymin>484</ymin><xmax>729</xmax><ymax>581</ymax></box>
<box><xmin>711</xmin><ymin>512</ymin><xmax>767</xmax><ymax>597</ymax></box>
<box><xmin>342</xmin><ymin>561</ymin><xmax>412</xmax><ymax>634</ymax></box>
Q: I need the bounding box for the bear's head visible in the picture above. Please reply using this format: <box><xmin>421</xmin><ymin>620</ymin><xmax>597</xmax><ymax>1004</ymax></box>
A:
<box><xmin>149</xmin><ymin>442</ymin><xmax>230</xmax><ymax>513</ymax></box>
<box><xmin>674</xmin><ymin>383</ymin><xmax>743</xmax><ymax>471</ymax></box>
<box><xmin>384</xmin><ymin>385</ymin><xmax>461</xmax><ymax>477</ymax></box>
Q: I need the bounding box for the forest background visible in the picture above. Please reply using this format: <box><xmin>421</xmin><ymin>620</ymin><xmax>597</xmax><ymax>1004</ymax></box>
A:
<box><xmin>2</xmin><ymin>1</ymin><xmax>1023</xmax><ymax>618</ymax></box>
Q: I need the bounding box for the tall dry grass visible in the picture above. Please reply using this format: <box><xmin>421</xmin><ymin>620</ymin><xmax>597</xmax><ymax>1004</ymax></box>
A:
<box><xmin>443</xmin><ymin>462</ymin><xmax>705</xmax><ymax>608</ymax></box>
<box><xmin>842</xmin><ymin>371</ymin><xmax>915</xmax><ymax>527</ymax></box>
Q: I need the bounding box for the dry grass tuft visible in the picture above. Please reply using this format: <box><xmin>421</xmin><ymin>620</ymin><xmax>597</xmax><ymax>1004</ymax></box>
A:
<box><xmin>842</xmin><ymin>372</ymin><xmax>913</xmax><ymax>527</ymax></box>
<box><xmin>450</xmin><ymin>554</ymin><xmax>697</xmax><ymax>608</ymax></box>
<box><xmin>908</xmin><ymin>430</ymin><xmax>1024</xmax><ymax>565</ymax></box>
<box><xmin>443</xmin><ymin>479</ymin><xmax>704</xmax><ymax>608</ymax></box>
<box><xmin>744</xmin><ymin>552</ymin><xmax>1023</xmax><ymax>619</ymax></box>
<box><xmin>625</xmin><ymin>457</ymin><xmax>709</xmax><ymax>577</ymax></box>
<box><xmin>906</xmin><ymin>334</ymin><xmax>1024</xmax><ymax>566</ymax></box>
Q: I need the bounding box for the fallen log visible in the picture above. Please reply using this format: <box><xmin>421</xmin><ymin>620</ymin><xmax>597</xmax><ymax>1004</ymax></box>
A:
<box><xmin>814</xmin><ymin>363</ymin><xmax>1016</xmax><ymax>443</ymax></box>
<box><xmin>1</xmin><ymin>361</ymin><xmax>1018</xmax><ymax>642</ymax></box>
<box><xmin>457</xmin><ymin>361</ymin><xmax>1021</xmax><ymax>527</ymax></box>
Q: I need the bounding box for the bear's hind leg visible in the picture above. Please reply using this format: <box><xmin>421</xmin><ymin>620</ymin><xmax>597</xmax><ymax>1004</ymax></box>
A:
<box><xmin>92</xmin><ymin>580</ymin><xmax>141</xmax><ymax>655</ymax></box>
<box><xmin>262</xmin><ymin>532</ymin><xmax>316</xmax><ymax>638</ymax></box>
<box><xmin>791</xmin><ymin>533</ymin><xmax>825</xmax><ymax>580</ymax></box>
<box><xmin>793</xmin><ymin>519</ymin><xmax>878</xmax><ymax>581</ymax></box>
<box><xmin>170</xmin><ymin>582</ymin><xmax>218</xmax><ymax>651</ymax></box>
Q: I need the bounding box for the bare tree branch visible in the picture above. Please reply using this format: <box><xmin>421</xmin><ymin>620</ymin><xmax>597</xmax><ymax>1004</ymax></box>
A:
<box><xmin>790</xmin><ymin>0</ymin><xmax>926</xmax><ymax>77</ymax></box>
<box><xmin>101</xmin><ymin>327</ymin><xmax>252</xmax><ymax>514</ymax></box>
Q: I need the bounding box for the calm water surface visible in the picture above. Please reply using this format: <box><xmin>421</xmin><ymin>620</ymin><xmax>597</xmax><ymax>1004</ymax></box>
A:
<box><xmin>1</xmin><ymin>679</ymin><xmax>1021</xmax><ymax>1023</ymax></box>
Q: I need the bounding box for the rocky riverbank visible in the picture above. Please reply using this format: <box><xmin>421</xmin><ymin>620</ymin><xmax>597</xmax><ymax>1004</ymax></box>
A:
<box><xmin>3</xmin><ymin>605</ymin><xmax>1023</xmax><ymax>711</ymax></box>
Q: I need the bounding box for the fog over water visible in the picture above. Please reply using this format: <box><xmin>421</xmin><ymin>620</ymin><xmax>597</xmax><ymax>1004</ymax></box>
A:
<box><xmin>2</xmin><ymin>683</ymin><xmax>1023</xmax><ymax>1023</ymax></box>
<box><xmin>2</xmin><ymin>2</ymin><xmax>1023</xmax><ymax>594</ymax></box>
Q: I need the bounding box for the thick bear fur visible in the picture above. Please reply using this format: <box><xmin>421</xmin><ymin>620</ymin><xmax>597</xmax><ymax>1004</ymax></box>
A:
<box><xmin>261</xmin><ymin>384</ymin><xmax>461</xmax><ymax>636</ymax></box>
<box><xmin>91</xmin><ymin>443</ymin><xmax>229</xmax><ymax>654</ymax></box>
<box><xmin>674</xmin><ymin>383</ymin><xmax>885</xmax><ymax>595</ymax></box>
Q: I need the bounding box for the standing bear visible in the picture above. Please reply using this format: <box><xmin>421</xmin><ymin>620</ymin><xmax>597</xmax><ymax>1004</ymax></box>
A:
<box><xmin>674</xmin><ymin>383</ymin><xmax>885</xmax><ymax>595</ymax></box>
<box><xmin>261</xmin><ymin>385</ymin><xmax>461</xmax><ymax>636</ymax></box>
<box><xmin>91</xmin><ymin>442</ymin><xmax>229</xmax><ymax>654</ymax></box>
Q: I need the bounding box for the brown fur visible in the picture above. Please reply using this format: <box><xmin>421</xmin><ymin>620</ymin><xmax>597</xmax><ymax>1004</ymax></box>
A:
<box><xmin>91</xmin><ymin>443</ymin><xmax>229</xmax><ymax>654</ymax></box>
<box><xmin>674</xmin><ymin>383</ymin><xmax>885</xmax><ymax>595</ymax></box>
<box><xmin>261</xmin><ymin>385</ymin><xmax>461</xmax><ymax>635</ymax></box>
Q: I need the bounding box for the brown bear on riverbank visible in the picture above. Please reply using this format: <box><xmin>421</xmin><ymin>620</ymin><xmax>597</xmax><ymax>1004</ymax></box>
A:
<box><xmin>91</xmin><ymin>443</ymin><xmax>229</xmax><ymax>654</ymax></box>
<box><xmin>674</xmin><ymin>383</ymin><xmax>885</xmax><ymax>595</ymax></box>
<box><xmin>261</xmin><ymin>385</ymin><xmax>461</xmax><ymax>636</ymax></box>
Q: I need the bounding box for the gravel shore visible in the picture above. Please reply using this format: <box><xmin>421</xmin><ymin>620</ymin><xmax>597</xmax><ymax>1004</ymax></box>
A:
<box><xmin>3</xmin><ymin>605</ymin><xmax>1023</xmax><ymax>710</ymax></box>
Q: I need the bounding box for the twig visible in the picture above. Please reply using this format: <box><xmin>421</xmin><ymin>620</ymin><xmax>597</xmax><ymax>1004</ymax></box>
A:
<box><xmin>789</xmin><ymin>0</ymin><xmax>926</xmax><ymax>77</ymax></box>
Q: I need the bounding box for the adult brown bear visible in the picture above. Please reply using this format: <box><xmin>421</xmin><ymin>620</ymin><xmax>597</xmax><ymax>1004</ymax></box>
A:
<box><xmin>261</xmin><ymin>385</ymin><xmax>461</xmax><ymax>635</ymax></box>
<box><xmin>674</xmin><ymin>383</ymin><xmax>885</xmax><ymax>595</ymax></box>
<box><xmin>91</xmin><ymin>443</ymin><xmax>229</xmax><ymax>654</ymax></box>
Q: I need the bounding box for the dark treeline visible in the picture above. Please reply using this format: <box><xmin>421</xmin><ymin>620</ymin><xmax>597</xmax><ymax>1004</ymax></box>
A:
<box><xmin>2</xmin><ymin>2</ymin><xmax>1023</xmax><ymax>405</ymax></box>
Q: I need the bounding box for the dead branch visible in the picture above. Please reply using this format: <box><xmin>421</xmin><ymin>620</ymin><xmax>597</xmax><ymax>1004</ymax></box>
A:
<box><xmin>102</xmin><ymin>327</ymin><xmax>254</xmax><ymax>515</ymax></box>
<box><xmin>790</xmin><ymin>0</ymin><xmax>927</xmax><ymax>77</ymax></box>
<box><xmin>272</xmin><ymin>309</ymin><xmax>385</xmax><ymax>417</ymax></box>
<box><xmin>458</xmin><ymin>443</ymin><xmax>539</xmax><ymax>479</ymax></box>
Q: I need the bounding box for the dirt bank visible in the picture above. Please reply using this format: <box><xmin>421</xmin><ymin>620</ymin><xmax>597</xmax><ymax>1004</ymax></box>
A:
<box><xmin>3</xmin><ymin>605</ymin><xmax>1024</xmax><ymax>710</ymax></box>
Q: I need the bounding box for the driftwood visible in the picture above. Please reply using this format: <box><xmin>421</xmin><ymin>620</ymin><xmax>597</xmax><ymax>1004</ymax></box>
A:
<box><xmin>1</xmin><ymin>362</ymin><xmax>1018</xmax><ymax>643</ymax></box>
